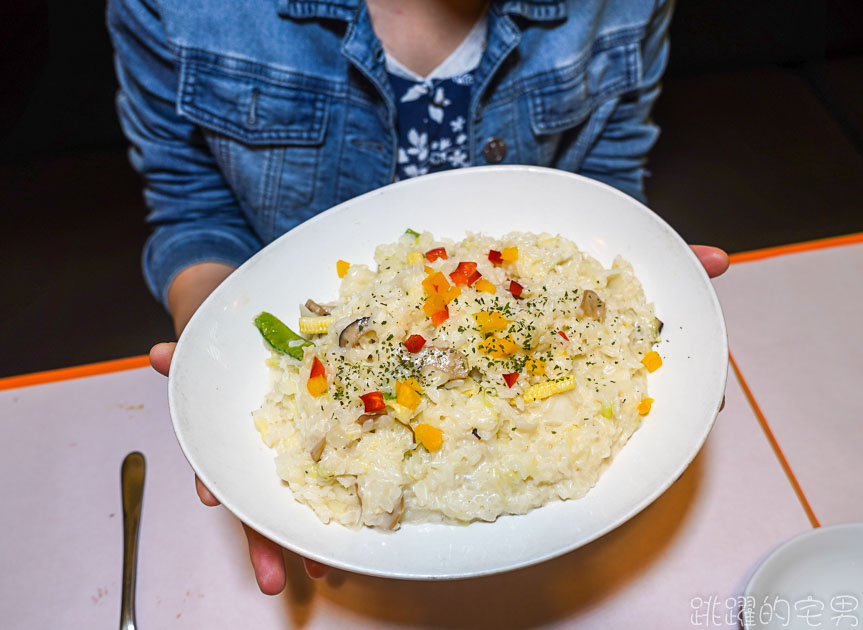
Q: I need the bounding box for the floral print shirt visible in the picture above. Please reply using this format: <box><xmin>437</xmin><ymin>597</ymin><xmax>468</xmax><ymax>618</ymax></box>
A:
<box><xmin>389</xmin><ymin>72</ymin><xmax>474</xmax><ymax>180</ymax></box>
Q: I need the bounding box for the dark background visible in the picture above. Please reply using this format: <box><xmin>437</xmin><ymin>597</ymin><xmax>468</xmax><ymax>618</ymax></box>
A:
<box><xmin>2</xmin><ymin>0</ymin><xmax>862</xmax><ymax>377</ymax></box>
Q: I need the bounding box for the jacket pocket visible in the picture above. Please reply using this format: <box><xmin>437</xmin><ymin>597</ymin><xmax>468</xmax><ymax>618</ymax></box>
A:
<box><xmin>527</xmin><ymin>38</ymin><xmax>640</xmax><ymax>136</ymax></box>
<box><xmin>177</xmin><ymin>49</ymin><xmax>330</xmax><ymax>239</ymax></box>
<box><xmin>519</xmin><ymin>34</ymin><xmax>641</xmax><ymax>171</ymax></box>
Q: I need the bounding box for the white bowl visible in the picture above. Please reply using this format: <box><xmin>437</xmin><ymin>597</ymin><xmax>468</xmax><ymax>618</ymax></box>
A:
<box><xmin>169</xmin><ymin>165</ymin><xmax>728</xmax><ymax>579</ymax></box>
<box><xmin>743</xmin><ymin>523</ymin><xmax>863</xmax><ymax>629</ymax></box>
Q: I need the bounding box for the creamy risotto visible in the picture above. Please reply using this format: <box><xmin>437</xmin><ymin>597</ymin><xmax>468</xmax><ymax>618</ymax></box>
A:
<box><xmin>252</xmin><ymin>231</ymin><xmax>662</xmax><ymax>529</ymax></box>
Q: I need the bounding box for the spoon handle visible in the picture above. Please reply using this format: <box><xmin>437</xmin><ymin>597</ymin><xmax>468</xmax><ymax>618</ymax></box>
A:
<box><xmin>120</xmin><ymin>452</ymin><xmax>146</xmax><ymax>630</ymax></box>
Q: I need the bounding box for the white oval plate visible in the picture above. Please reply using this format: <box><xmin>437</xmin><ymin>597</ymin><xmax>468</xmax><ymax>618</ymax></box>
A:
<box><xmin>743</xmin><ymin>523</ymin><xmax>863</xmax><ymax>629</ymax></box>
<box><xmin>169</xmin><ymin>165</ymin><xmax>728</xmax><ymax>579</ymax></box>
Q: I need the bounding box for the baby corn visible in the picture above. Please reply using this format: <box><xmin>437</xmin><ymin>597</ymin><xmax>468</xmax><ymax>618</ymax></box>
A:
<box><xmin>522</xmin><ymin>375</ymin><xmax>576</xmax><ymax>403</ymax></box>
<box><xmin>298</xmin><ymin>316</ymin><xmax>334</xmax><ymax>335</ymax></box>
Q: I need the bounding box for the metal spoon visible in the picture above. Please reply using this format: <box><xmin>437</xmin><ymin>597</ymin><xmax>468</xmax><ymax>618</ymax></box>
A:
<box><xmin>120</xmin><ymin>452</ymin><xmax>146</xmax><ymax>630</ymax></box>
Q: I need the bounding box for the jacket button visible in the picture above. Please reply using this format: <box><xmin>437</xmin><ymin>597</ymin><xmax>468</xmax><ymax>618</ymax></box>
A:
<box><xmin>482</xmin><ymin>137</ymin><xmax>507</xmax><ymax>163</ymax></box>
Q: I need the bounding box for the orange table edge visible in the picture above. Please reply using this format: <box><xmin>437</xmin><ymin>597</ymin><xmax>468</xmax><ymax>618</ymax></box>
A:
<box><xmin>0</xmin><ymin>355</ymin><xmax>151</xmax><ymax>391</ymax></box>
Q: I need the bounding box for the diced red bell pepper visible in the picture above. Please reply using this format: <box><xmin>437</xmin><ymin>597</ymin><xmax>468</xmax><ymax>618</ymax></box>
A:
<box><xmin>404</xmin><ymin>334</ymin><xmax>426</xmax><ymax>353</ymax></box>
<box><xmin>488</xmin><ymin>249</ymin><xmax>503</xmax><ymax>265</ymax></box>
<box><xmin>449</xmin><ymin>261</ymin><xmax>478</xmax><ymax>286</ymax></box>
<box><xmin>360</xmin><ymin>391</ymin><xmax>386</xmax><ymax>413</ymax></box>
<box><xmin>509</xmin><ymin>280</ymin><xmax>524</xmax><ymax>298</ymax></box>
<box><xmin>310</xmin><ymin>356</ymin><xmax>326</xmax><ymax>378</ymax></box>
<box><xmin>431</xmin><ymin>307</ymin><xmax>450</xmax><ymax>327</ymax></box>
<box><xmin>425</xmin><ymin>247</ymin><xmax>448</xmax><ymax>262</ymax></box>
<box><xmin>502</xmin><ymin>373</ymin><xmax>519</xmax><ymax>388</ymax></box>
<box><xmin>467</xmin><ymin>270</ymin><xmax>482</xmax><ymax>285</ymax></box>
<box><xmin>557</xmin><ymin>331</ymin><xmax>569</xmax><ymax>341</ymax></box>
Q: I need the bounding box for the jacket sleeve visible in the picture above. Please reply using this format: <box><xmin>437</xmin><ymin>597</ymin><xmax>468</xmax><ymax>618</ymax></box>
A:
<box><xmin>578</xmin><ymin>0</ymin><xmax>672</xmax><ymax>204</ymax></box>
<box><xmin>107</xmin><ymin>0</ymin><xmax>262</xmax><ymax>307</ymax></box>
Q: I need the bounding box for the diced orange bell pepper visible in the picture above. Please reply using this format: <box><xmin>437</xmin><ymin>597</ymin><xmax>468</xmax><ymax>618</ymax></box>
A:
<box><xmin>414</xmin><ymin>423</ymin><xmax>443</xmax><ymax>452</ymax></box>
<box><xmin>501</xmin><ymin>246</ymin><xmax>519</xmax><ymax>262</ymax></box>
<box><xmin>473</xmin><ymin>311</ymin><xmax>508</xmax><ymax>331</ymax></box>
<box><xmin>641</xmin><ymin>351</ymin><xmax>662</xmax><ymax>372</ymax></box>
<box><xmin>396</xmin><ymin>380</ymin><xmax>422</xmax><ymax>409</ymax></box>
<box><xmin>307</xmin><ymin>357</ymin><xmax>328</xmax><ymax>397</ymax></box>
<box><xmin>423</xmin><ymin>294</ymin><xmax>447</xmax><ymax>317</ymax></box>
<box><xmin>525</xmin><ymin>358</ymin><xmax>546</xmax><ymax>376</ymax></box>
<box><xmin>431</xmin><ymin>307</ymin><xmax>449</xmax><ymax>326</ymax></box>
<box><xmin>474</xmin><ymin>278</ymin><xmax>496</xmax><ymax>294</ymax></box>
<box><xmin>307</xmin><ymin>376</ymin><xmax>327</xmax><ymax>397</ymax></box>
<box><xmin>478</xmin><ymin>335</ymin><xmax>518</xmax><ymax>358</ymax></box>
<box><xmin>638</xmin><ymin>397</ymin><xmax>654</xmax><ymax>415</ymax></box>
<box><xmin>440</xmin><ymin>285</ymin><xmax>461</xmax><ymax>305</ymax></box>
<box><xmin>422</xmin><ymin>271</ymin><xmax>450</xmax><ymax>295</ymax></box>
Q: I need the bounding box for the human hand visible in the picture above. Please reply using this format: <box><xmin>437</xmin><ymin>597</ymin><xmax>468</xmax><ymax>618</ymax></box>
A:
<box><xmin>149</xmin><ymin>342</ymin><xmax>329</xmax><ymax>594</ymax></box>
<box><xmin>690</xmin><ymin>244</ymin><xmax>729</xmax><ymax>279</ymax></box>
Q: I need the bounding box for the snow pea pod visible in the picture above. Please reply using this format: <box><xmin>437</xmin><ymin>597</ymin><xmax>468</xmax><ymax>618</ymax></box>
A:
<box><xmin>254</xmin><ymin>312</ymin><xmax>311</xmax><ymax>360</ymax></box>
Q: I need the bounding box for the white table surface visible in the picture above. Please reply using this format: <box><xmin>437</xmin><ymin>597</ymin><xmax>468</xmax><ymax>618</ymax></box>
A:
<box><xmin>2</xmin><ymin>236</ymin><xmax>860</xmax><ymax>629</ymax></box>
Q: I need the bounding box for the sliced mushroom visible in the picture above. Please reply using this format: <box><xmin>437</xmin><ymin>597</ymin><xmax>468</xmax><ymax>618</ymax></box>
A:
<box><xmin>382</xmin><ymin>495</ymin><xmax>405</xmax><ymax>530</ymax></box>
<box><xmin>305</xmin><ymin>299</ymin><xmax>330</xmax><ymax>316</ymax></box>
<box><xmin>356</xmin><ymin>411</ymin><xmax>384</xmax><ymax>426</ymax></box>
<box><xmin>310</xmin><ymin>437</ymin><xmax>326</xmax><ymax>462</ymax></box>
<box><xmin>580</xmin><ymin>289</ymin><xmax>606</xmax><ymax>321</ymax></box>
<box><xmin>417</xmin><ymin>347</ymin><xmax>470</xmax><ymax>380</ymax></box>
<box><xmin>339</xmin><ymin>317</ymin><xmax>371</xmax><ymax>348</ymax></box>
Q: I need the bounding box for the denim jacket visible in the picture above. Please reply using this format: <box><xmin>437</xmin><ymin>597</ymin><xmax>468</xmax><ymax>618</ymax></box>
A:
<box><xmin>107</xmin><ymin>0</ymin><xmax>671</xmax><ymax>305</ymax></box>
